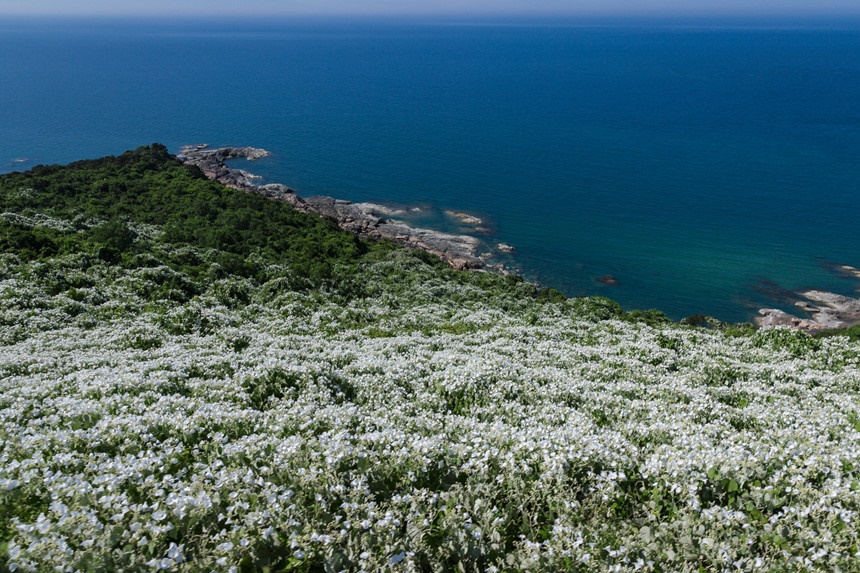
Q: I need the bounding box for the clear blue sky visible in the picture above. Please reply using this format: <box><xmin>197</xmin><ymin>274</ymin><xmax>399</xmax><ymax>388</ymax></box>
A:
<box><xmin>0</xmin><ymin>0</ymin><xmax>858</xmax><ymax>17</ymax></box>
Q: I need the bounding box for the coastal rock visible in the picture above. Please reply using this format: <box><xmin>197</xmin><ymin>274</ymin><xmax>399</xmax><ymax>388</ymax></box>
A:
<box><xmin>299</xmin><ymin>201</ymin><xmax>484</xmax><ymax>270</ymax></box>
<box><xmin>485</xmin><ymin>261</ymin><xmax>512</xmax><ymax>276</ymax></box>
<box><xmin>178</xmin><ymin>146</ymin><xmax>275</xmax><ymax>191</ymax></box>
<box><xmin>597</xmin><ymin>274</ymin><xmax>619</xmax><ymax>286</ymax></box>
<box><xmin>801</xmin><ymin>290</ymin><xmax>860</xmax><ymax>327</ymax></box>
<box><xmin>496</xmin><ymin>243</ymin><xmax>516</xmax><ymax>254</ymax></box>
<box><xmin>802</xmin><ymin>290</ymin><xmax>860</xmax><ymax>312</ymax></box>
<box><xmin>177</xmin><ymin>145</ymin><xmax>486</xmax><ymax>270</ymax></box>
<box><xmin>352</xmin><ymin>202</ymin><xmax>407</xmax><ymax>217</ymax></box>
<box><xmin>257</xmin><ymin>183</ymin><xmax>297</xmax><ymax>198</ymax></box>
<box><xmin>756</xmin><ymin>287</ymin><xmax>860</xmax><ymax>332</ymax></box>
<box><xmin>757</xmin><ymin>309</ymin><xmax>828</xmax><ymax>333</ymax></box>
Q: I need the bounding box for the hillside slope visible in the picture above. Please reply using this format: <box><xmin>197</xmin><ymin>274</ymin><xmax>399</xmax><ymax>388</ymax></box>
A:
<box><xmin>2</xmin><ymin>146</ymin><xmax>860</xmax><ymax>572</ymax></box>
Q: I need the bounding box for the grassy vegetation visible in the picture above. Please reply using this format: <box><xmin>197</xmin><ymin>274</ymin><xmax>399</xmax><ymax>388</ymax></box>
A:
<box><xmin>2</xmin><ymin>147</ymin><xmax>860</xmax><ymax>572</ymax></box>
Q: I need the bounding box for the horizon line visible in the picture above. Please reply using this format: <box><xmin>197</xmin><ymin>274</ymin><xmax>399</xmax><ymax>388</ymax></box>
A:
<box><xmin>3</xmin><ymin>9</ymin><xmax>860</xmax><ymax>18</ymax></box>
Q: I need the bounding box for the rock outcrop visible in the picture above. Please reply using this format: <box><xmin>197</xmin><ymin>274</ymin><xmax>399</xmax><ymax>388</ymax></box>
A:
<box><xmin>300</xmin><ymin>196</ymin><xmax>483</xmax><ymax>270</ymax></box>
<box><xmin>177</xmin><ymin>145</ymin><xmax>485</xmax><ymax>270</ymax></box>
<box><xmin>757</xmin><ymin>288</ymin><xmax>860</xmax><ymax>333</ymax></box>
<box><xmin>178</xmin><ymin>145</ymin><xmax>276</xmax><ymax>191</ymax></box>
<box><xmin>757</xmin><ymin>308</ymin><xmax>827</xmax><ymax>333</ymax></box>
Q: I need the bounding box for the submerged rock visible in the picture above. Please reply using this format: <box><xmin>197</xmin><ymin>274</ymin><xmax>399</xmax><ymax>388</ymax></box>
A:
<box><xmin>597</xmin><ymin>274</ymin><xmax>619</xmax><ymax>286</ymax></box>
<box><xmin>445</xmin><ymin>210</ymin><xmax>483</xmax><ymax>226</ymax></box>
<box><xmin>840</xmin><ymin>264</ymin><xmax>860</xmax><ymax>276</ymax></box>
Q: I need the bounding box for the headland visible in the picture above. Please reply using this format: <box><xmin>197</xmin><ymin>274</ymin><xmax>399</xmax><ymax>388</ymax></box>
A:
<box><xmin>177</xmin><ymin>144</ymin><xmax>503</xmax><ymax>271</ymax></box>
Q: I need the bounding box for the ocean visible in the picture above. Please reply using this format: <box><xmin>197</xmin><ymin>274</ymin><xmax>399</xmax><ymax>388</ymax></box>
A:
<box><xmin>2</xmin><ymin>15</ymin><xmax>859</xmax><ymax>322</ymax></box>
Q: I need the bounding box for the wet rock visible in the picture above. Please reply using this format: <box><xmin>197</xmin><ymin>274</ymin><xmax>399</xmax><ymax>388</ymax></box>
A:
<box><xmin>496</xmin><ymin>243</ymin><xmax>516</xmax><ymax>254</ymax></box>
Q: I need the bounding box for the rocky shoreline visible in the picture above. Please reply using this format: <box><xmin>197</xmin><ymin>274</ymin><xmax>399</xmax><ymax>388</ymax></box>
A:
<box><xmin>177</xmin><ymin>145</ymin><xmax>495</xmax><ymax>271</ymax></box>
<box><xmin>755</xmin><ymin>264</ymin><xmax>860</xmax><ymax>332</ymax></box>
<box><xmin>178</xmin><ymin>145</ymin><xmax>860</xmax><ymax>332</ymax></box>
<box><xmin>757</xmin><ymin>285</ymin><xmax>860</xmax><ymax>333</ymax></box>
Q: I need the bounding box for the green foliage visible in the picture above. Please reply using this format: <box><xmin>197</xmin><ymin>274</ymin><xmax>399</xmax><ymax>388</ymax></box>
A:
<box><xmin>753</xmin><ymin>327</ymin><xmax>822</xmax><ymax>357</ymax></box>
<box><xmin>0</xmin><ymin>144</ymin><xmax>367</xmax><ymax>283</ymax></box>
<box><xmin>0</xmin><ymin>144</ymin><xmax>590</xmax><ymax>314</ymax></box>
<box><xmin>565</xmin><ymin>296</ymin><xmax>623</xmax><ymax>321</ymax></box>
<box><xmin>535</xmin><ymin>286</ymin><xmax>567</xmax><ymax>303</ymax></box>
<box><xmin>655</xmin><ymin>332</ymin><xmax>682</xmax><ymax>351</ymax></box>
<box><xmin>243</xmin><ymin>369</ymin><xmax>303</xmax><ymax>410</ymax></box>
<box><xmin>624</xmin><ymin>308</ymin><xmax>670</xmax><ymax>326</ymax></box>
<box><xmin>0</xmin><ymin>220</ymin><xmax>62</xmax><ymax>259</ymax></box>
<box><xmin>817</xmin><ymin>324</ymin><xmax>860</xmax><ymax>342</ymax></box>
<box><xmin>681</xmin><ymin>314</ymin><xmax>717</xmax><ymax>328</ymax></box>
<box><xmin>719</xmin><ymin>322</ymin><xmax>758</xmax><ymax>338</ymax></box>
<box><xmin>90</xmin><ymin>218</ymin><xmax>136</xmax><ymax>252</ymax></box>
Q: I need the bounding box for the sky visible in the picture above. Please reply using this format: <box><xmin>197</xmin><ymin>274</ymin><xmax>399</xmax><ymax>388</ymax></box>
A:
<box><xmin>0</xmin><ymin>0</ymin><xmax>858</xmax><ymax>17</ymax></box>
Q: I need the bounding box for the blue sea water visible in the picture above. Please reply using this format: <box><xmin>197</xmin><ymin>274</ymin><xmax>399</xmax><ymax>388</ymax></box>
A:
<box><xmin>2</xmin><ymin>16</ymin><xmax>860</xmax><ymax>322</ymax></box>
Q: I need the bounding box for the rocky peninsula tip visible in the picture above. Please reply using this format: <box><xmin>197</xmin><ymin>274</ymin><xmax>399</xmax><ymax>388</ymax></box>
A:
<box><xmin>178</xmin><ymin>145</ymin><xmax>498</xmax><ymax>271</ymax></box>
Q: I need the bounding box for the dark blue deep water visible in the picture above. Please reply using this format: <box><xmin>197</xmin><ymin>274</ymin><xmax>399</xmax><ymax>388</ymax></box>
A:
<box><xmin>2</xmin><ymin>16</ymin><xmax>860</xmax><ymax>321</ymax></box>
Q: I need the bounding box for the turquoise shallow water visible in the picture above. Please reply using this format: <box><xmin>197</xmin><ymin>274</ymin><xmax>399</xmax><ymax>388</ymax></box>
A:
<box><xmin>2</xmin><ymin>16</ymin><xmax>860</xmax><ymax>321</ymax></box>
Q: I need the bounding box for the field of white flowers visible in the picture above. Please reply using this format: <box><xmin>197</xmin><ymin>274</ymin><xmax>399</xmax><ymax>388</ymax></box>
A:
<box><xmin>3</xmin><ymin>238</ymin><xmax>860</xmax><ymax>572</ymax></box>
<box><xmin>3</xmin><ymin>146</ymin><xmax>860</xmax><ymax>572</ymax></box>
